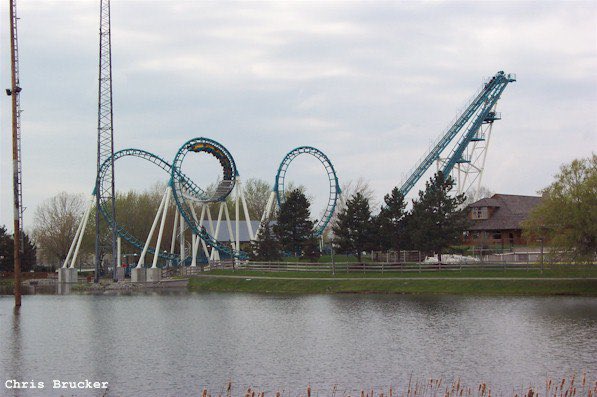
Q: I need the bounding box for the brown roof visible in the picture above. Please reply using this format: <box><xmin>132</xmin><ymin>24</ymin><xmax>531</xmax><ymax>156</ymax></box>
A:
<box><xmin>469</xmin><ymin>197</ymin><xmax>501</xmax><ymax>207</ymax></box>
<box><xmin>468</xmin><ymin>194</ymin><xmax>542</xmax><ymax>231</ymax></box>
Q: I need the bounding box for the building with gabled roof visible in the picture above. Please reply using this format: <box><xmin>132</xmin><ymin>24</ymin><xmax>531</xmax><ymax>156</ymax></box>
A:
<box><xmin>464</xmin><ymin>194</ymin><xmax>542</xmax><ymax>247</ymax></box>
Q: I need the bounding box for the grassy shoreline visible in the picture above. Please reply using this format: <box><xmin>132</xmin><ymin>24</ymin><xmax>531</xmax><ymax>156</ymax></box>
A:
<box><xmin>188</xmin><ymin>269</ymin><xmax>597</xmax><ymax>296</ymax></box>
<box><xmin>3</xmin><ymin>268</ymin><xmax>596</xmax><ymax>296</ymax></box>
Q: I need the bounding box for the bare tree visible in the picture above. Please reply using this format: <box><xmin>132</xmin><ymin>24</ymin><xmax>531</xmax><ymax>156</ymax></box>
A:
<box><xmin>242</xmin><ymin>178</ymin><xmax>272</xmax><ymax>219</ymax></box>
<box><xmin>32</xmin><ymin>192</ymin><xmax>86</xmax><ymax>266</ymax></box>
<box><xmin>462</xmin><ymin>186</ymin><xmax>494</xmax><ymax>206</ymax></box>
<box><xmin>337</xmin><ymin>177</ymin><xmax>378</xmax><ymax>213</ymax></box>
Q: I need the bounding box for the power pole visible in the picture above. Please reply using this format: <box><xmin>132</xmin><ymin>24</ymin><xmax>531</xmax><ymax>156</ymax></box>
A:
<box><xmin>95</xmin><ymin>0</ymin><xmax>117</xmax><ymax>283</ymax></box>
<box><xmin>8</xmin><ymin>0</ymin><xmax>24</xmax><ymax>307</ymax></box>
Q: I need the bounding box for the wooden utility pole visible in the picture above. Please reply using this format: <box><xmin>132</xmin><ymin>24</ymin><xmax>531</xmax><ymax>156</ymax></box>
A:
<box><xmin>9</xmin><ymin>0</ymin><xmax>23</xmax><ymax>307</ymax></box>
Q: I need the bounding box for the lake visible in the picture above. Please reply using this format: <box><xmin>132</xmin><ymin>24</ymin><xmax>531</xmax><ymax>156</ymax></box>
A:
<box><xmin>1</xmin><ymin>291</ymin><xmax>596</xmax><ymax>396</ymax></box>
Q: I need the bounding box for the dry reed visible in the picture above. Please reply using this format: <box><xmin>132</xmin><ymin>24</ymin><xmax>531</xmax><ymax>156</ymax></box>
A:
<box><xmin>199</xmin><ymin>374</ymin><xmax>596</xmax><ymax>397</ymax></box>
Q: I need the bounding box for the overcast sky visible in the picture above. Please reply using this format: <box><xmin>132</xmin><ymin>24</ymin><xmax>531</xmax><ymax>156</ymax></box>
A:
<box><xmin>1</xmin><ymin>1</ymin><xmax>596</xmax><ymax>231</ymax></box>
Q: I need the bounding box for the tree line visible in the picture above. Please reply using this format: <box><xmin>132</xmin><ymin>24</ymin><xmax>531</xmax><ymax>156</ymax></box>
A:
<box><xmin>0</xmin><ymin>226</ymin><xmax>36</xmax><ymax>272</ymax></box>
<box><xmin>252</xmin><ymin>171</ymin><xmax>469</xmax><ymax>262</ymax></box>
<box><xmin>3</xmin><ymin>154</ymin><xmax>593</xmax><ymax>269</ymax></box>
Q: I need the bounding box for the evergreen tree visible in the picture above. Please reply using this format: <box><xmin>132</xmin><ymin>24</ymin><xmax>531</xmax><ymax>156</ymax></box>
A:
<box><xmin>301</xmin><ymin>234</ymin><xmax>321</xmax><ymax>261</ymax></box>
<box><xmin>376</xmin><ymin>187</ymin><xmax>407</xmax><ymax>252</ymax></box>
<box><xmin>332</xmin><ymin>192</ymin><xmax>374</xmax><ymax>262</ymax></box>
<box><xmin>273</xmin><ymin>189</ymin><xmax>314</xmax><ymax>256</ymax></box>
<box><xmin>251</xmin><ymin>221</ymin><xmax>282</xmax><ymax>261</ymax></box>
<box><xmin>21</xmin><ymin>234</ymin><xmax>37</xmax><ymax>272</ymax></box>
<box><xmin>407</xmin><ymin>172</ymin><xmax>468</xmax><ymax>263</ymax></box>
<box><xmin>0</xmin><ymin>226</ymin><xmax>13</xmax><ymax>272</ymax></box>
<box><xmin>0</xmin><ymin>226</ymin><xmax>37</xmax><ymax>272</ymax></box>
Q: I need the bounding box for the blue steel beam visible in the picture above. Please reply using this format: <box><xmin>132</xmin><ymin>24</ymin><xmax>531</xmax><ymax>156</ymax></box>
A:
<box><xmin>441</xmin><ymin>75</ymin><xmax>513</xmax><ymax>177</ymax></box>
<box><xmin>96</xmin><ymin>148</ymin><xmax>209</xmax><ymax>263</ymax></box>
<box><xmin>274</xmin><ymin>146</ymin><xmax>341</xmax><ymax>237</ymax></box>
<box><xmin>399</xmin><ymin>71</ymin><xmax>515</xmax><ymax>196</ymax></box>
<box><xmin>170</xmin><ymin>137</ymin><xmax>248</xmax><ymax>260</ymax></box>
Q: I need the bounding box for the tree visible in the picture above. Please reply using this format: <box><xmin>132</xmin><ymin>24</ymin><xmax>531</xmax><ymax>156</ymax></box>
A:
<box><xmin>243</xmin><ymin>178</ymin><xmax>273</xmax><ymax>219</ymax></box>
<box><xmin>375</xmin><ymin>187</ymin><xmax>407</xmax><ymax>252</ymax></box>
<box><xmin>217</xmin><ymin>178</ymin><xmax>273</xmax><ymax>221</ymax></box>
<box><xmin>301</xmin><ymin>234</ymin><xmax>321</xmax><ymax>261</ymax></box>
<box><xmin>407</xmin><ymin>172</ymin><xmax>468</xmax><ymax>263</ymax></box>
<box><xmin>273</xmin><ymin>189</ymin><xmax>314</xmax><ymax>256</ymax></box>
<box><xmin>32</xmin><ymin>192</ymin><xmax>87</xmax><ymax>267</ymax></box>
<box><xmin>523</xmin><ymin>154</ymin><xmax>597</xmax><ymax>262</ymax></box>
<box><xmin>250</xmin><ymin>221</ymin><xmax>282</xmax><ymax>261</ymax></box>
<box><xmin>0</xmin><ymin>226</ymin><xmax>37</xmax><ymax>272</ymax></box>
<box><xmin>31</xmin><ymin>184</ymin><xmax>194</xmax><ymax>270</ymax></box>
<box><xmin>0</xmin><ymin>226</ymin><xmax>14</xmax><ymax>272</ymax></box>
<box><xmin>323</xmin><ymin>178</ymin><xmax>375</xmax><ymax>243</ymax></box>
<box><xmin>332</xmin><ymin>192</ymin><xmax>374</xmax><ymax>262</ymax></box>
<box><xmin>114</xmin><ymin>183</ymin><xmax>167</xmax><ymax>251</ymax></box>
<box><xmin>21</xmin><ymin>234</ymin><xmax>37</xmax><ymax>272</ymax></box>
<box><xmin>463</xmin><ymin>186</ymin><xmax>494</xmax><ymax>206</ymax></box>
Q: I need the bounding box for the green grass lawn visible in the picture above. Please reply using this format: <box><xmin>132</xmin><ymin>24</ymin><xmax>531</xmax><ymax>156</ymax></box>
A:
<box><xmin>188</xmin><ymin>276</ymin><xmax>597</xmax><ymax>296</ymax></box>
<box><xmin>189</xmin><ymin>266</ymin><xmax>597</xmax><ymax>296</ymax></box>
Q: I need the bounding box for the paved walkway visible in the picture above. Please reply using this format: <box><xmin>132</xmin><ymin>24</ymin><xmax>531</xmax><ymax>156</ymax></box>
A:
<box><xmin>195</xmin><ymin>274</ymin><xmax>597</xmax><ymax>281</ymax></box>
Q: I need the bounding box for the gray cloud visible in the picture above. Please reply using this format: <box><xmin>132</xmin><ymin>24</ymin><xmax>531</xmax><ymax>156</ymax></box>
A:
<box><xmin>1</xmin><ymin>1</ymin><xmax>595</xmax><ymax>229</ymax></box>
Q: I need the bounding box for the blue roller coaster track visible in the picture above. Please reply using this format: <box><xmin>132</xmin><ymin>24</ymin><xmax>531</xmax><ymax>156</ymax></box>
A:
<box><xmin>96</xmin><ymin>148</ymin><xmax>184</xmax><ymax>262</ymax></box>
<box><xmin>97</xmin><ymin>140</ymin><xmax>248</xmax><ymax>261</ymax></box>
<box><xmin>399</xmin><ymin>71</ymin><xmax>516</xmax><ymax>197</ymax></box>
<box><xmin>274</xmin><ymin>146</ymin><xmax>340</xmax><ymax>237</ymax></box>
<box><xmin>170</xmin><ymin>137</ymin><xmax>248</xmax><ymax>260</ymax></box>
<box><xmin>97</xmin><ymin>148</ymin><xmax>215</xmax><ymax>260</ymax></box>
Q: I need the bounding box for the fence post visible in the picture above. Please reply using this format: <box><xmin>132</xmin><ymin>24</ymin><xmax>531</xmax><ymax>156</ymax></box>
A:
<box><xmin>332</xmin><ymin>259</ymin><xmax>335</xmax><ymax>277</ymax></box>
<box><xmin>502</xmin><ymin>249</ymin><xmax>506</xmax><ymax>272</ymax></box>
<box><xmin>540</xmin><ymin>238</ymin><xmax>544</xmax><ymax>274</ymax></box>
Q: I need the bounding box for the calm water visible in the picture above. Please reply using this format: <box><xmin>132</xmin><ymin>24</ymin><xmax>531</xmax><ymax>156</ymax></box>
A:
<box><xmin>0</xmin><ymin>291</ymin><xmax>596</xmax><ymax>396</ymax></box>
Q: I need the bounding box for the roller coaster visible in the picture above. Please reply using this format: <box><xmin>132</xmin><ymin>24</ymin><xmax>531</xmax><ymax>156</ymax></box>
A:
<box><xmin>62</xmin><ymin>70</ymin><xmax>514</xmax><ymax>272</ymax></box>
<box><xmin>400</xmin><ymin>70</ymin><xmax>516</xmax><ymax>196</ymax></box>
<box><xmin>62</xmin><ymin>138</ymin><xmax>341</xmax><ymax>269</ymax></box>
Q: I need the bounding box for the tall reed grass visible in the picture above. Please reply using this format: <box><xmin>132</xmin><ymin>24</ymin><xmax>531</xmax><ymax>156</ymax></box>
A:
<box><xmin>198</xmin><ymin>373</ymin><xmax>596</xmax><ymax>397</ymax></box>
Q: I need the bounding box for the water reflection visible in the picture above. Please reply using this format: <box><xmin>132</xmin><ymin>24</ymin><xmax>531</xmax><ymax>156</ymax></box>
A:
<box><xmin>0</xmin><ymin>293</ymin><xmax>595</xmax><ymax>396</ymax></box>
<box><xmin>5</xmin><ymin>307</ymin><xmax>24</xmax><ymax>397</ymax></box>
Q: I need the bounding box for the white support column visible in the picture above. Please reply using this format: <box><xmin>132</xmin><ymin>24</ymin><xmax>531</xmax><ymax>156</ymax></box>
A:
<box><xmin>457</xmin><ymin>163</ymin><xmax>463</xmax><ymax>194</ymax></box>
<box><xmin>179</xmin><ymin>211</ymin><xmax>185</xmax><ymax>266</ymax></box>
<box><xmin>210</xmin><ymin>202</ymin><xmax>225</xmax><ymax>261</ymax></box>
<box><xmin>476</xmin><ymin>123</ymin><xmax>494</xmax><ymax>192</ymax></box>
<box><xmin>69</xmin><ymin>196</ymin><xmax>95</xmax><ymax>269</ymax></box>
<box><xmin>238</xmin><ymin>180</ymin><xmax>254</xmax><ymax>240</ymax></box>
<box><xmin>170</xmin><ymin>208</ymin><xmax>179</xmax><ymax>255</ymax></box>
<box><xmin>255</xmin><ymin>190</ymin><xmax>276</xmax><ymax>240</ymax></box>
<box><xmin>117</xmin><ymin>236</ymin><xmax>121</xmax><ymax>267</ymax></box>
<box><xmin>205</xmin><ymin>205</ymin><xmax>215</xmax><ymax>235</ymax></box>
<box><xmin>235</xmin><ymin>187</ymin><xmax>240</xmax><ymax>256</ymax></box>
<box><xmin>64</xmin><ymin>195</ymin><xmax>94</xmax><ymax>268</ymax></box>
<box><xmin>138</xmin><ymin>187</ymin><xmax>169</xmax><ymax>268</ymax></box>
<box><xmin>223</xmin><ymin>202</ymin><xmax>236</xmax><ymax>250</ymax></box>
<box><xmin>199</xmin><ymin>203</ymin><xmax>206</xmax><ymax>223</ymax></box>
<box><xmin>190</xmin><ymin>202</ymin><xmax>211</xmax><ymax>260</ymax></box>
<box><xmin>151</xmin><ymin>187</ymin><xmax>172</xmax><ymax>269</ymax></box>
<box><xmin>191</xmin><ymin>233</ymin><xmax>197</xmax><ymax>267</ymax></box>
